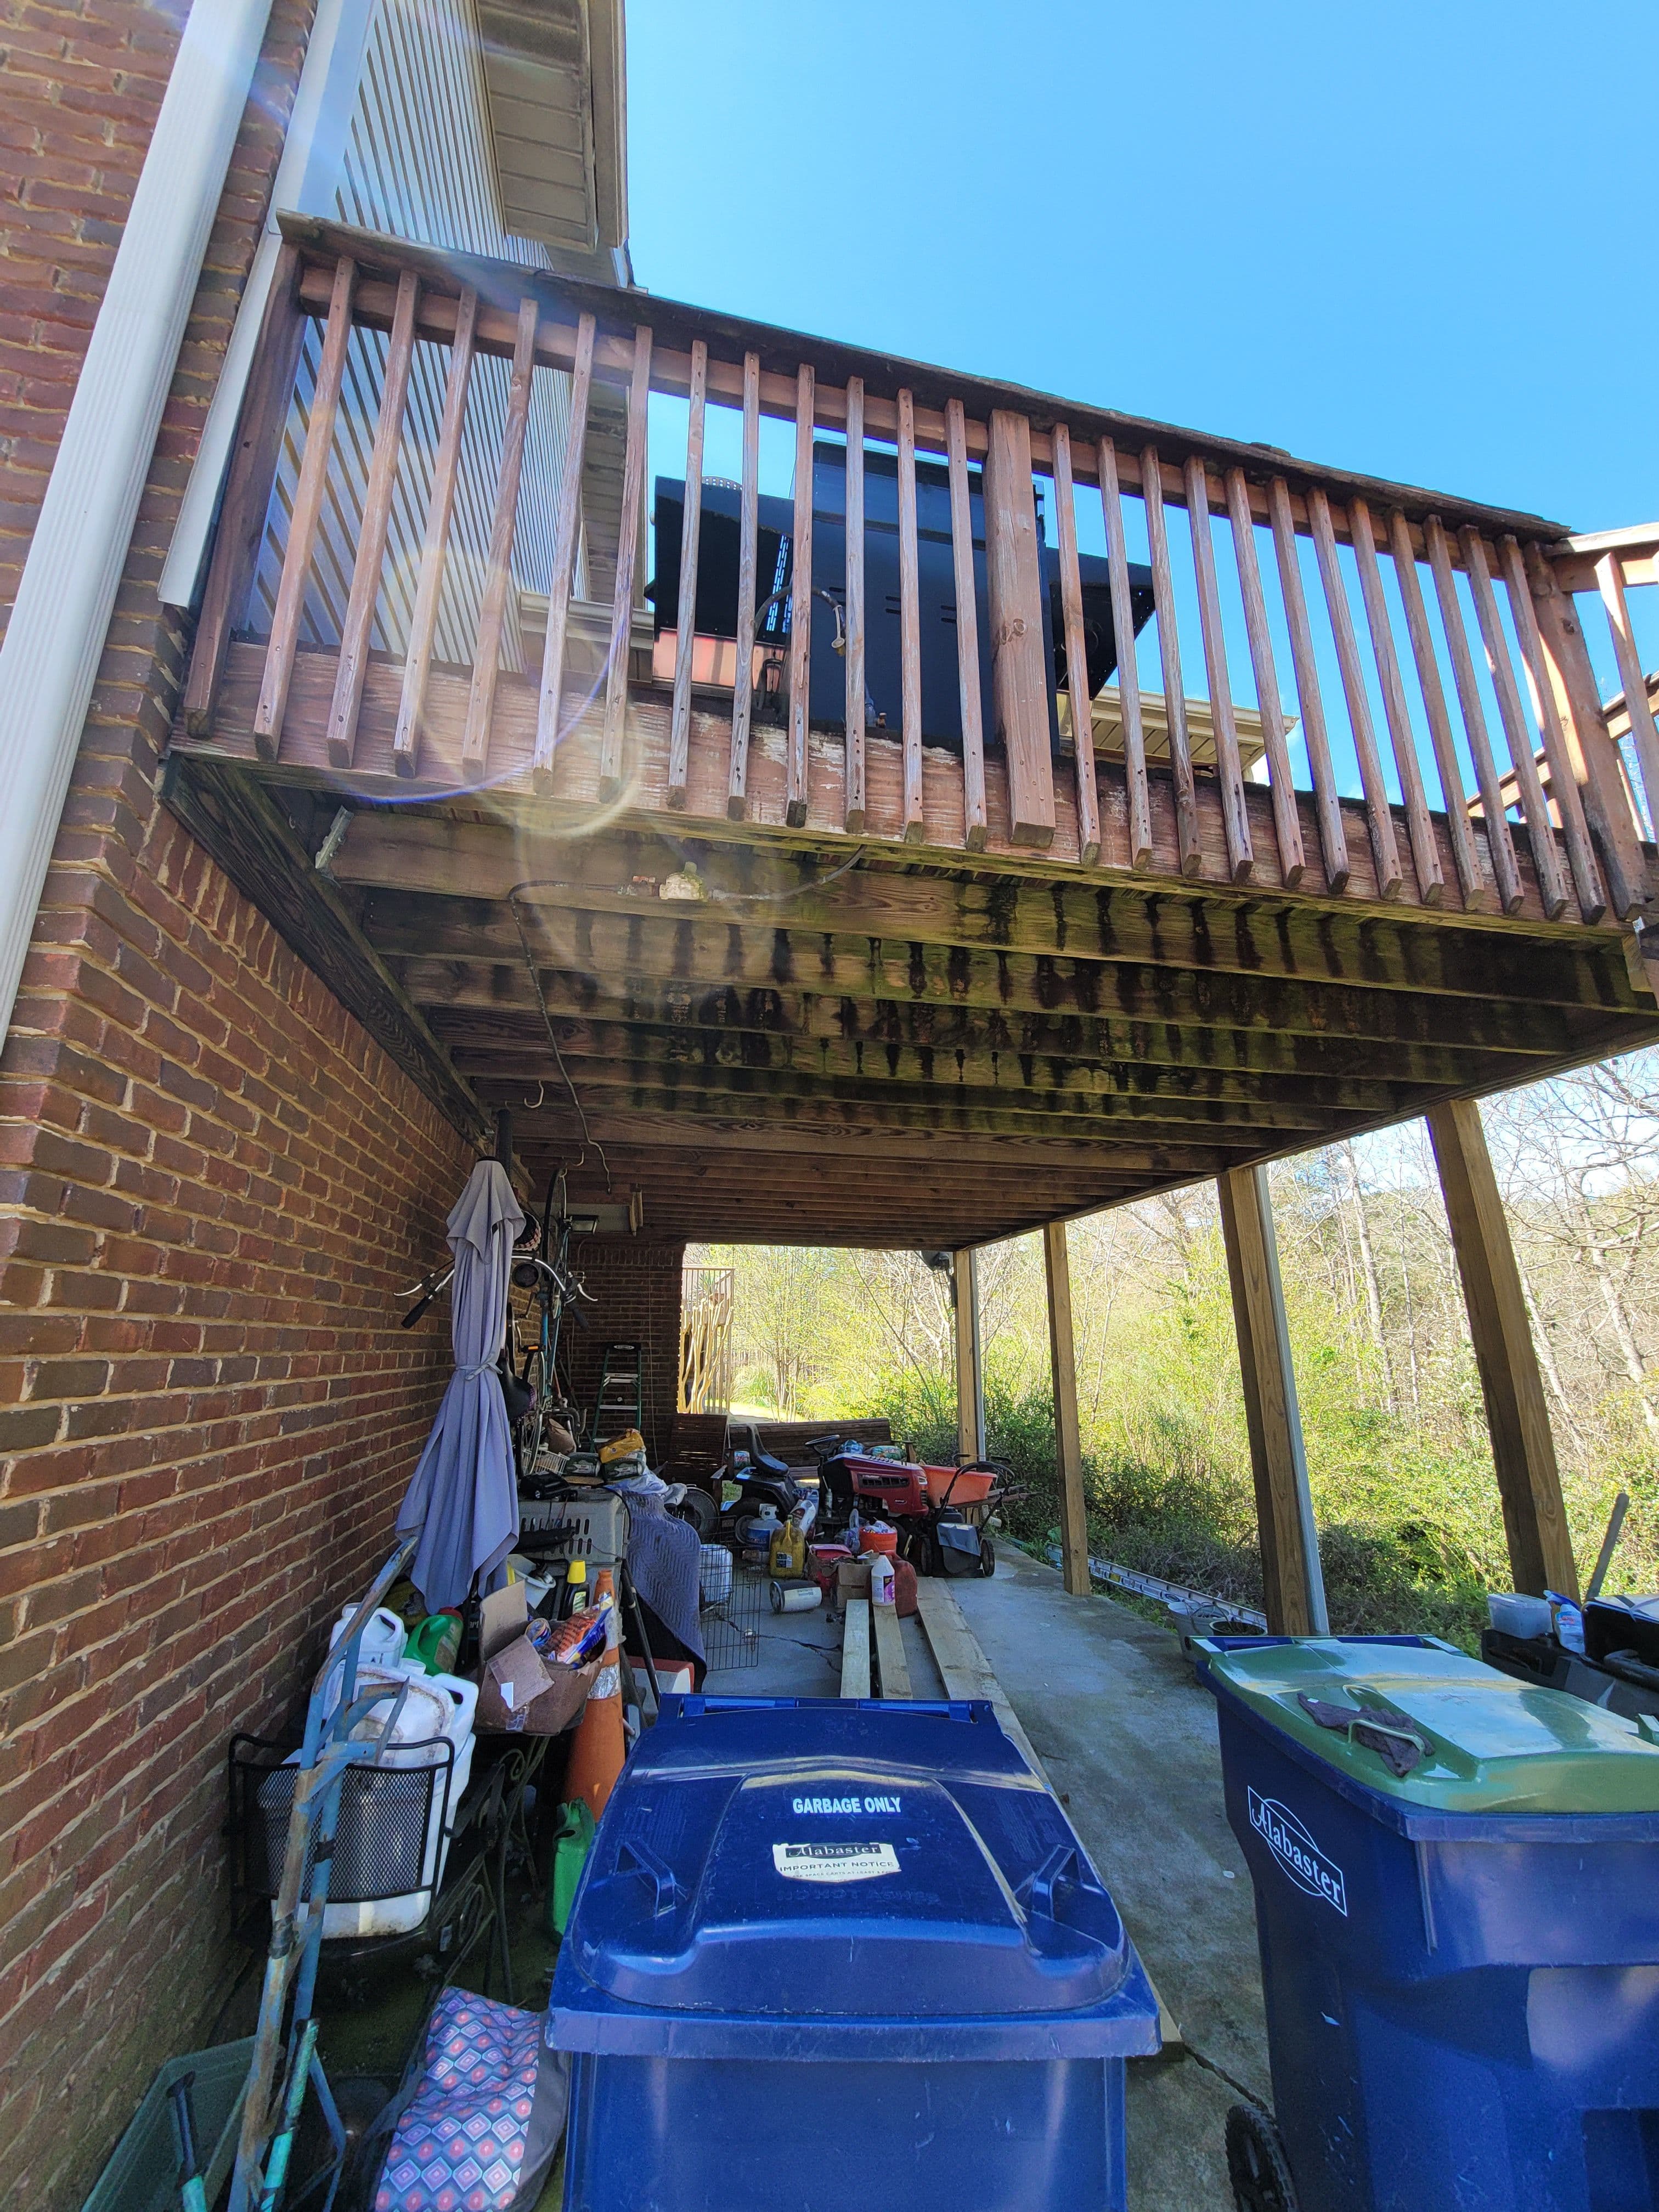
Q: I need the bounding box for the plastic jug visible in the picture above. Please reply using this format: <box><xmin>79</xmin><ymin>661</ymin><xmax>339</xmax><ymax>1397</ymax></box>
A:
<box><xmin>405</xmin><ymin>1613</ymin><xmax>462</xmax><ymax>1676</ymax></box>
<box><xmin>869</xmin><ymin>1554</ymin><xmax>895</xmax><ymax>1608</ymax></box>
<box><xmin>769</xmin><ymin>1508</ymin><xmax>808</xmax><ymax>1581</ymax></box>
<box><xmin>330</xmin><ymin>1604</ymin><xmax>407</xmax><ymax>1669</ymax></box>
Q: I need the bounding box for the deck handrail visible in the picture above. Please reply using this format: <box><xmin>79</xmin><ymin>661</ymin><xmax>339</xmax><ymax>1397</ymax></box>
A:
<box><xmin>182</xmin><ymin>214</ymin><xmax>1656</xmax><ymax>930</ymax></box>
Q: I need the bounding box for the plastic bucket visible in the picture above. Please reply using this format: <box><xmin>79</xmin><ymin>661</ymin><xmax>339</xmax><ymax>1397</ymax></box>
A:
<box><xmin>858</xmin><ymin>1525</ymin><xmax>898</xmax><ymax>1558</ymax></box>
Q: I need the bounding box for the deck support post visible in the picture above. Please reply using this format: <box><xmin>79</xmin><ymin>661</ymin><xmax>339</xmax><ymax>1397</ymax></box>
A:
<box><xmin>1427</xmin><ymin>1098</ymin><xmax>1579</xmax><ymax>1598</ymax></box>
<box><xmin>952</xmin><ymin>1247</ymin><xmax>984</xmax><ymax>1465</ymax></box>
<box><xmin>1218</xmin><ymin>1165</ymin><xmax>1328</xmax><ymax>1635</ymax></box>
<box><xmin>1043</xmin><ymin>1221</ymin><xmax>1090</xmax><ymax>1596</ymax></box>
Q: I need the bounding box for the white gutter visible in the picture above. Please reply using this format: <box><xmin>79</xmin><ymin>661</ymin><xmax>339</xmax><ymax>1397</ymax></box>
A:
<box><xmin>160</xmin><ymin>0</ymin><xmax>374</xmax><ymax>611</ymax></box>
<box><xmin>0</xmin><ymin>0</ymin><xmax>276</xmax><ymax>1050</ymax></box>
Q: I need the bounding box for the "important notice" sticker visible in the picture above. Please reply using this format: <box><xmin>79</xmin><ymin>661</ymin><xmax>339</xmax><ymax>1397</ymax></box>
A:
<box><xmin>772</xmin><ymin>1842</ymin><xmax>900</xmax><ymax>1884</ymax></box>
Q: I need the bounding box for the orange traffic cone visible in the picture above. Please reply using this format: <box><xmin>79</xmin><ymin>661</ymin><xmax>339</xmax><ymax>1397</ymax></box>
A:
<box><xmin>562</xmin><ymin>1568</ymin><xmax>625</xmax><ymax>1822</ymax></box>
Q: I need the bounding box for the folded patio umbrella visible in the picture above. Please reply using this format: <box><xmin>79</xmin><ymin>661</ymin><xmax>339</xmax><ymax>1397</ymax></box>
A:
<box><xmin>396</xmin><ymin>1158</ymin><xmax>526</xmax><ymax>1612</ymax></box>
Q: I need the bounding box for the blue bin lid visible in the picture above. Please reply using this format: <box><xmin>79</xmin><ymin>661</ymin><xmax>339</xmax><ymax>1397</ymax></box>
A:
<box><xmin>548</xmin><ymin>1696</ymin><xmax>1161</xmax><ymax>2059</ymax></box>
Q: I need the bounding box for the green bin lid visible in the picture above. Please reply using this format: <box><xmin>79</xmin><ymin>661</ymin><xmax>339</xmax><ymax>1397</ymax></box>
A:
<box><xmin>1201</xmin><ymin>1637</ymin><xmax>1659</xmax><ymax>1816</ymax></box>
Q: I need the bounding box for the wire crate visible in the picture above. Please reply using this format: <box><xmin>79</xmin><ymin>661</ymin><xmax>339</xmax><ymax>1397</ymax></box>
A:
<box><xmin>699</xmin><ymin>1550</ymin><xmax>762</xmax><ymax>1672</ymax></box>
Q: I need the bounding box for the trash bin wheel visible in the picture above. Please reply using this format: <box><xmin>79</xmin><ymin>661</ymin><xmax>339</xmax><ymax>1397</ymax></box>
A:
<box><xmin>1226</xmin><ymin>2102</ymin><xmax>1297</xmax><ymax>2212</ymax></box>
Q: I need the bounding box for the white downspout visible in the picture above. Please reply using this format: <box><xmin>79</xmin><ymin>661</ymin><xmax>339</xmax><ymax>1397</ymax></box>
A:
<box><xmin>0</xmin><ymin>0</ymin><xmax>276</xmax><ymax>1050</ymax></box>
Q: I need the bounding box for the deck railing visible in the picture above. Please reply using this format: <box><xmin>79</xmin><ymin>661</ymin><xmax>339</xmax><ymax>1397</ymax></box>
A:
<box><xmin>183</xmin><ymin>215</ymin><xmax>1658</xmax><ymax>930</ymax></box>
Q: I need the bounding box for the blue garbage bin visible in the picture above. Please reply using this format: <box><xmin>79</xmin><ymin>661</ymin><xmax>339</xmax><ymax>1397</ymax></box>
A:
<box><xmin>1200</xmin><ymin>1634</ymin><xmax>1659</xmax><ymax>2212</ymax></box>
<box><xmin>548</xmin><ymin>1694</ymin><xmax>1160</xmax><ymax>2212</ymax></box>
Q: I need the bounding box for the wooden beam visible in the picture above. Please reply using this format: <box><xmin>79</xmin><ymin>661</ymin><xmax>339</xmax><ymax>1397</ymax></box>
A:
<box><xmin>462</xmin><ymin>294</ymin><xmax>539</xmax><ymax>780</ymax></box>
<box><xmin>1184</xmin><ymin>456</ymin><xmax>1252</xmax><ymax>883</ymax></box>
<box><xmin>1424</xmin><ymin>515</ymin><xmax>1523</xmax><ymax>916</ymax></box>
<box><xmin>665</xmin><ymin>335</ymin><xmax>707</xmax><ymax>809</ymax></box>
<box><xmin>984</xmin><ymin>409</ymin><xmax>1055</xmax><ymax>847</ymax></box>
<box><xmin>870</xmin><ymin>1598</ymin><xmax>912</xmax><ymax>1699</ymax></box>
<box><xmin>946</xmin><ymin>398</ymin><xmax>988</xmax><ymax>851</ymax></box>
<box><xmin>1053</xmin><ymin>423</ymin><xmax>1102</xmax><ymax>866</ymax></box>
<box><xmin>156</xmin><ymin>759</ymin><xmax>490</xmax><ymax>1148</ymax></box>
<box><xmin>185</xmin><ymin>241</ymin><xmax>307</xmax><ymax>737</ymax></box>
<box><xmin>599</xmin><ymin>323</ymin><xmax>653</xmax><ymax>799</ymax></box>
<box><xmin>1426</xmin><ymin>1097</ymin><xmax>1578</xmax><ymax>1598</ymax></box>
<box><xmin>1225</xmin><ymin>466</ymin><xmax>1304</xmax><ymax>887</ymax></box>
<box><xmin>1141</xmin><ymin>445</ymin><xmax>1203</xmax><ymax>877</ymax></box>
<box><xmin>840</xmin><ymin>1599</ymin><xmax>872</xmax><ymax>1697</ymax></box>
<box><xmin>1266</xmin><ymin>476</ymin><xmax>1348</xmax><ymax>892</ymax></box>
<box><xmin>1043</xmin><ymin>1220</ymin><xmax>1090</xmax><ymax>1597</ymax></box>
<box><xmin>953</xmin><ymin>1248</ymin><xmax>984</xmax><ymax>1464</ymax></box>
<box><xmin>393</xmin><ymin>285</ymin><xmax>478</xmax><ymax>777</ymax></box>
<box><xmin>1217</xmin><ymin>1164</ymin><xmax>1328</xmax><ymax>1635</ymax></box>
<box><xmin>328</xmin><ymin>815</ymin><xmax>1646</xmax><ymax>1015</ymax></box>
<box><xmin>1307</xmin><ymin>485</ymin><xmax>1403</xmax><ymax>900</ymax></box>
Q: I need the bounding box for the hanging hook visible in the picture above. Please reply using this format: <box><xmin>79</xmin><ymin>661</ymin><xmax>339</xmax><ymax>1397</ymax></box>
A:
<box><xmin>523</xmin><ymin>1080</ymin><xmax>546</xmax><ymax>1111</ymax></box>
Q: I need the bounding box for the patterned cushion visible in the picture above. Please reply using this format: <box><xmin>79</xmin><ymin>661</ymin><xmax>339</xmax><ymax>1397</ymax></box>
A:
<box><xmin>375</xmin><ymin>1987</ymin><xmax>543</xmax><ymax>2212</ymax></box>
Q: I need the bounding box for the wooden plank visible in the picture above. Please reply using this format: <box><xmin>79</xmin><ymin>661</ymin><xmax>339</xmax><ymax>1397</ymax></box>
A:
<box><xmin>185</xmin><ymin>241</ymin><xmax>307</xmax><ymax>737</ymax></box>
<box><xmin>1348</xmin><ymin>494</ymin><xmax>1444</xmax><ymax>906</ymax></box>
<box><xmin>843</xmin><ymin>374</ymin><xmax>867</xmax><ymax>834</ymax></box>
<box><xmin>984</xmin><ymin>410</ymin><xmax>1056</xmax><ymax>848</ymax></box>
<box><xmin>946</xmin><ymin>399</ymin><xmax>988</xmax><ymax>851</ymax></box>
<box><xmin>1184</xmin><ymin>457</ymin><xmax>1253</xmax><ymax>883</ymax></box>
<box><xmin>599</xmin><ymin>323</ymin><xmax>653</xmax><ymax>801</ymax></box>
<box><xmin>1052</xmin><ymin>424</ymin><xmax>1102</xmax><ymax>865</ymax></box>
<box><xmin>1424</xmin><ymin>516</ymin><xmax>1523</xmax><ymax>916</ymax></box>
<box><xmin>840</xmin><ymin>1598</ymin><xmax>872</xmax><ymax>1698</ymax></box>
<box><xmin>786</xmin><ymin>362</ymin><xmax>815</xmax><ymax>828</ymax></box>
<box><xmin>326</xmin><ymin>268</ymin><xmax>419</xmax><ymax>771</ymax></box>
<box><xmin>252</xmin><ymin>256</ymin><xmax>356</xmax><ymax>760</ymax></box>
<box><xmin>1498</xmin><ymin>534</ymin><xmax>1606</xmax><ymax>923</ymax></box>
<box><xmin>532</xmin><ymin>309</ymin><xmax>597</xmax><ymax>793</ymax></box>
<box><xmin>663</xmin><ymin>336</ymin><xmax>709</xmax><ymax>808</ymax></box>
<box><xmin>1387</xmin><ymin>508</ymin><xmax>1482</xmax><ymax>910</ymax></box>
<box><xmin>912</xmin><ymin>1579</ymin><xmax>1043</xmax><ymax>1770</ymax></box>
<box><xmin>393</xmin><ymin>285</ymin><xmax>478</xmax><ymax>778</ymax></box>
<box><xmin>1265</xmin><ymin>476</ymin><xmax>1349</xmax><ymax>891</ymax></box>
<box><xmin>1427</xmin><ymin>1096</ymin><xmax>1579</xmax><ymax>1598</ymax></box>
<box><xmin>1224</xmin><ymin>467</ymin><xmax>1304</xmax><ymax>887</ymax></box>
<box><xmin>897</xmin><ymin>386</ymin><xmax>925</xmax><ymax>842</ymax></box>
<box><xmin>461</xmin><ymin>294</ymin><xmax>540</xmax><ymax>781</ymax></box>
<box><xmin>954</xmin><ymin>1247</ymin><xmax>983</xmax><ymax>1464</ymax></box>
<box><xmin>1460</xmin><ymin>526</ymin><xmax>1571</xmax><ymax>921</ymax></box>
<box><xmin>1594</xmin><ymin>549</ymin><xmax>1659</xmax><ymax>836</ymax></box>
<box><xmin>1097</xmin><ymin>438</ymin><xmax>1152</xmax><ymax>868</ymax></box>
<box><xmin>1524</xmin><ymin>546</ymin><xmax>1648</xmax><ymax>921</ymax></box>
<box><xmin>870</xmin><ymin>1598</ymin><xmax>912</xmax><ymax>1699</ymax></box>
<box><xmin>1306</xmin><ymin>485</ymin><xmax>1404</xmax><ymax>900</ymax></box>
<box><xmin>726</xmin><ymin>350</ymin><xmax>761</xmax><ymax>821</ymax></box>
<box><xmin>1141</xmin><ymin>446</ymin><xmax>1203</xmax><ymax>877</ymax></box>
<box><xmin>1043</xmin><ymin>1220</ymin><xmax>1090</xmax><ymax>1596</ymax></box>
<box><xmin>1217</xmin><ymin>1163</ymin><xmax>1326</xmax><ymax>1635</ymax></box>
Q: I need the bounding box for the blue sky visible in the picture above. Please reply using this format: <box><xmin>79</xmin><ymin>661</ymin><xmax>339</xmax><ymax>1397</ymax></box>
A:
<box><xmin>627</xmin><ymin>0</ymin><xmax>1658</xmax><ymax>537</ymax></box>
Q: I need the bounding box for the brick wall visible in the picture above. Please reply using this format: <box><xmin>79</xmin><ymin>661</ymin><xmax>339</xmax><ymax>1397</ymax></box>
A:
<box><xmin>0</xmin><ymin>4</ymin><xmax>495</xmax><ymax>2206</ymax></box>
<box><xmin>563</xmin><ymin>1240</ymin><xmax>686</xmax><ymax>1466</ymax></box>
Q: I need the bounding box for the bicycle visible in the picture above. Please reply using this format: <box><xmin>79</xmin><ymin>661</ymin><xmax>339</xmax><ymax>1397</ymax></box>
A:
<box><xmin>506</xmin><ymin>1168</ymin><xmax>593</xmax><ymax>1481</ymax></box>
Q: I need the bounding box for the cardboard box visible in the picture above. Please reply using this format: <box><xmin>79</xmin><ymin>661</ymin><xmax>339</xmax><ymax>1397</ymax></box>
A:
<box><xmin>836</xmin><ymin>1557</ymin><xmax>872</xmax><ymax>1604</ymax></box>
<box><xmin>476</xmin><ymin>1634</ymin><xmax>598</xmax><ymax>1735</ymax></box>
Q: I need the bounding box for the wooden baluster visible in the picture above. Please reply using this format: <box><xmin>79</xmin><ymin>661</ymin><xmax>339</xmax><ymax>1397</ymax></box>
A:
<box><xmin>984</xmin><ymin>410</ymin><xmax>1056</xmax><ymax>848</ymax></box>
<box><xmin>1306</xmin><ymin>485</ymin><xmax>1402</xmax><ymax>899</ymax></box>
<box><xmin>1139</xmin><ymin>445</ymin><xmax>1201</xmax><ymax>877</ymax></box>
<box><xmin>1499</xmin><ymin>535</ymin><xmax>1606</xmax><ymax>922</ymax></box>
<box><xmin>461</xmin><ymin>294</ymin><xmax>540</xmax><ymax>782</ymax></box>
<box><xmin>1052</xmin><ymin>424</ymin><xmax>1101</xmax><ymax>865</ymax></box>
<box><xmin>786</xmin><ymin>364</ymin><xmax>815</xmax><ymax>828</ymax></box>
<box><xmin>532</xmin><ymin>311</ymin><xmax>596</xmax><ymax>792</ymax></box>
<box><xmin>1387</xmin><ymin>510</ymin><xmax>1481</xmax><ymax>910</ymax></box>
<box><xmin>1459</xmin><ymin>526</ymin><xmax>1570</xmax><ymax>920</ymax></box>
<box><xmin>186</xmin><ymin>241</ymin><xmax>307</xmax><ymax>737</ymax></box>
<box><xmin>1098</xmin><ymin>438</ymin><xmax>1151</xmax><ymax>868</ymax></box>
<box><xmin>252</xmin><ymin>256</ymin><xmax>356</xmax><ymax>760</ymax></box>
<box><xmin>1594</xmin><ymin>549</ymin><xmax>1659</xmax><ymax>835</ymax></box>
<box><xmin>1224</xmin><ymin>467</ymin><xmax>1304</xmax><ymax>887</ymax></box>
<box><xmin>726</xmin><ymin>350</ymin><xmax>761</xmax><ymax>821</ymax></box>
<box><xmin>1521</xmin><ymin>542</ymin><xmax>1644</xmax><ymax>917</ymax></box>
<box><xmin>1183</xmin><ymin>455</ymin><xmax>1252</xmax><ymax>882</ymax></box>
<box><xmin>1266</xmin><ymin>477</ymin><xmax>1348</xmax><ymax>890</ymax></box>
<box><xmin>842</xmin><ymin>375</ymin><xmax>867</xmax><ymax>834</ymax></box>
<box><xmin>1348</xmin><ymin>495</ymin><xmax>1443</xmax><ymax>905</ymax></box>
<box><xmin>326</xmin><ymin>269</ymin><xmax>419</xmax><ymax>770</ymax></box>
<box><xmin>393</xmin><ymin>286</ymin><xmax>478</xmax><ymax>778</ymax></box>
<box><xmin>665</xmin><ymin>338</ymin><xmax>709</xmax><ymax>809</ymax></box>
<box><xmin>1424</xmin><ymin>516</ymin><xmax>1522</xmax><ymax>915</ymax></box>
<box><xmin>946</xmin><ymin>398</ymin><xmax>987</xmax><ymax>851</ymax></box>
<box><xmin>598</xmin><ymin>323</ymin><xmax>652</xmax><ymax>804</ymax></box>
<box><xmin>897</xmin><ymin>387</ymin><xmax>925</xmax><ymax>842</ymax></box>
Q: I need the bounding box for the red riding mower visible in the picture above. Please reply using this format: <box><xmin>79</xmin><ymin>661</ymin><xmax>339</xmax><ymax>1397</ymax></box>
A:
<box><xmin>806</xmin><ymin>1440</ymin><xmax>1021</xmax><ymax>1578</ymax></box>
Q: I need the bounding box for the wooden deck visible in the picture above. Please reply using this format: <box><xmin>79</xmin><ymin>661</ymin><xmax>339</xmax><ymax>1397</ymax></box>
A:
<box><xmin>163</xmin><ymin>217</ymin><xmax>1659</xmax><ymax>1245</ymax></box>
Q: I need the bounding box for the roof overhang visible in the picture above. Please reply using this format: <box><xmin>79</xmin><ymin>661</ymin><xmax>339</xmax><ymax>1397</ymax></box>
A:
<box><xmin>475</xmin><ymin>0</ymin><xmax>630</xmax><ymax>285</ymax></box>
